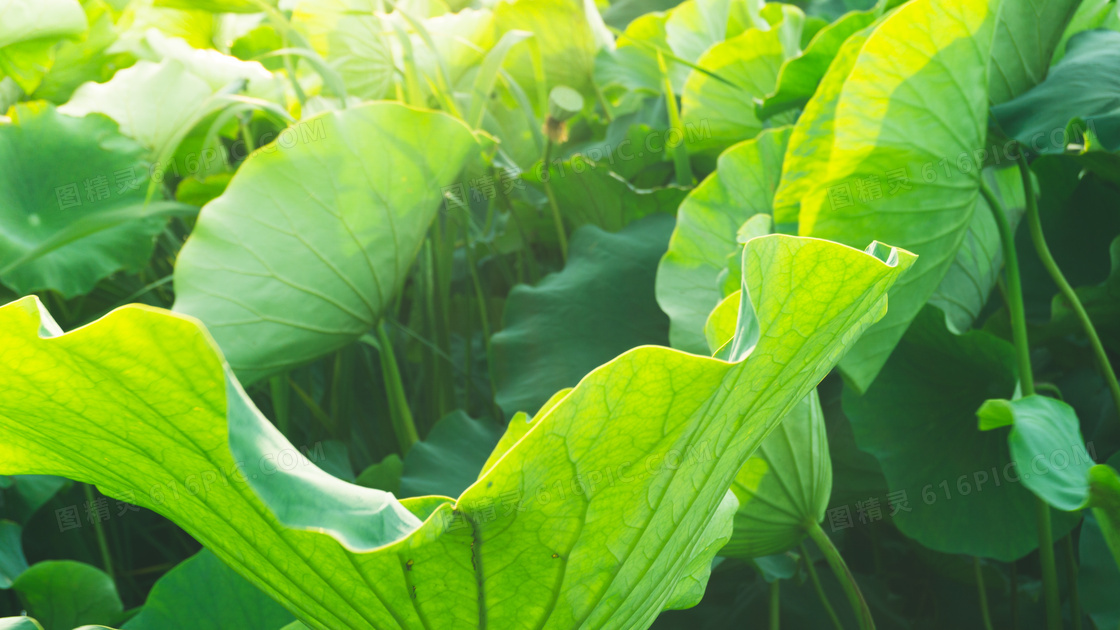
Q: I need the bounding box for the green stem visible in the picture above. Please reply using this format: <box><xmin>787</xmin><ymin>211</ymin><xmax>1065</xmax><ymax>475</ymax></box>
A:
<box><xmin>657</xmin><ymin>51</ymin><xmax>692</xmax><ymax>186</ymax></box>
<box><xmin>802</xmin><ymin>542</ymin><xmax>845</xmax><ymax>630</ymax></box>
<box><xmin>974</xmin><ymin>557</ymin><xmax>995</xmax><ymax>630</ymax></box>
<box><xmin>269</xmin><ymin>375</ymin><xmax>290</xmax><ymax>436</ymax></box>
<box><xmin>979</xmin><ymin>178</ymin><xmax>1034</xmax><ymax>396</ymax></box>
<box><xmin>1017</xmin><ymin>155</ymin><xmax>1120</xmax><ymax>422</ymax></box>
<box><xmin>377</xmin><ymin>321</ymin><xmax>419</xmax><ymax>455</ymax></box>
<box><xmin>1065</xmin><ymin>536</ymin><xmax>1082</xmax><ymax>630</ymax></box>
<box><xmin>770</xmin><ymin>579</ymin><xmax>781</xmax><ymax>630</ymax></box>
<box><xmin>1035</xmin><ymin>498</ymin><xmax>1062</xmax><ymax>630</ymax></box>
<box><xmin>83</xmin><ymin>484</ymin><xmax>114</xmax><ymax>581</ymax></box>
<box><xmin>541</xmin><ymin>139</ymin><xmax>568</xmax><ymax>261</ymax></box>
<box><xmin>807</xmin><ymin>521</ymin><xmax>875</xmax><ymax>630</ymax></box>
<box><xmin>982</xmin><ymin>173</ymin><xmax>1061</xmax><ymax>630</ymax></box>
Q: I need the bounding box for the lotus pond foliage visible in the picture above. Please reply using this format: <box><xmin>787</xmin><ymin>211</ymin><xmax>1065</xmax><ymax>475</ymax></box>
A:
<box><xmin>0</xmin><ymin>0</ymin><xmax>1118</xmax><ymax>628</ymax></box>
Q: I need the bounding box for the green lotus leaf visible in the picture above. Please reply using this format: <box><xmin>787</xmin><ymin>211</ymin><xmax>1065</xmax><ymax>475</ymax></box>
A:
<box><xmin>927</xmin><ymin>165</ymin><xmax>1025</xmax><ymax>333</ymax></box>
<box><xmin>977</xmin><ymin>395</ymin><xmax>1094</xmax><ymax>512</ymax></box>
<box><xmin>1087</xmin><ymin>459</ymin><xmax>1120</xmax><ymax>573</ymax></box>
<box><xmin>0</xmin><ymin>102</ymin><xmax>170</xmax><ymax>298</ymax></box>
<box><xmin>494</xmin><ymin>0</ymin><xmax>604</xmax><ymax>102</ymax></box>
<box><xmin>31</xmin><ymin>0</ymin><xmax>132</xmax><ymax>105</ymax></box>
<box><xmin>525</xmin><ymin>161</ymin><xmax>688</xmax><ymax>232</ymax></box>
<box><xmin>135</xmin><ymin>31</ymin><xmax>281</xmax><ymax>101</ymax></box>
<box><xmin>723</xmin><ymin>389</ymin><xmax>832</xmax><ymax>559</ymax></box>
<box><xmin>0</xmin><ymin>476</ymin><xmax>67</xmax><ymax>525</ymax></box>
<box><xmin>1080</xmin><ymin>511</ymin><xmax>1120</xmax><ymax>630</ymax></box>
<box><xmin>594</xmin><ymin>12</ymin><xmax>674</xmax><ymax>96</ymax></box>
<box><xmin>770</xmin><ymin>20</ymin><xmax>870</xmax><ymax>224</ymax></box>
<box><xmin>288</xmin><ymin>0</ymin><xmax>395</xmax><ymax>101</ymax></box>
<box><xmin>1050</xmin><ymin>0</ymin><xmax>1117</xmax><ymax>63</ymax></box>
<box><xmin>657</xmin><ymin>126</ymin><xmax>791</xmax><ymax>354</ymax></box>
<box><xmin>680</xmin><ymin>24</ymin><xmax>790</xmax><ymax>156</ymax></box>
<box><xmin>665</xmin><ymin>0</ymin><xmax>731</xmax><ymax>63</ymax></box>
<box><xmin>987</xmin><ymin>0</ymin><xmax>1083</xmax><ymax>104</ymax></box>
<box><xmin>845</xmin><ymin>306</ymin><xmax>1080</xmax><ymax>561</ymax></box>
<box><xmin>397</xmin><ymin>410</ymin><xmax>501</xmax><ymax>499</ymax></box>
<box><xmin>12</xmin><ymin>562</ymin><xmax>122</xmax><ymax>630</ymax></box>
<box><xmin>0</xmin><ymin>618</ymin><xmax>44</xmax><ymax>630</ymax></box>
<box><xmin>172</xmin><ymin>102</ymin><xmax>481</xmax><ymax>383</ymax></box>
<box><xmin>0</xmin><ymin>520</ymin><xmax>26</xmax><ymax>589</ymax></box>
<box><xmin>0</xmin><ymin>232</ymin><xmax>911</xmax><ymax>628</ymax></box>
<box><xmin>785</xmin><ymin>0</ymin><xmax>1088</xmax><ymax>391</ymax></box>
<box><xmin>759</xmin><ymin>5</ymin><xmax>879</xmax><ymax>119</ymax></box>
<box><xmin>492</xmin><ymin>215</ymin><xmax>673</xmax><ymax>418</ymax></box>
<box><xmin>59</xmin><ymin>59</ymin><xmax>218</xmax><ymax>155</ymax></box>
<box><xmin>0</xmin><ymin>0</ymin><xmax>87</xmax><ymax>93</ymax></box>
<box><xmin>992</xmin><ymin>29</ymin><xmax>1120</xmax><ymax>154</ymax></box>
<box><xmin>121</xmin><ymin>550</ymin><xmax>294</xmax><ymax>630</ymax></box>
<box><xmin>793</xmin><ymin>0</ymin><xmax>1002</xmax><ymax>393</ymax></box>
<box><xmin>595</xmin><ymin>0</ymin><xmax>742</xmax><ymax>96</ymax></box>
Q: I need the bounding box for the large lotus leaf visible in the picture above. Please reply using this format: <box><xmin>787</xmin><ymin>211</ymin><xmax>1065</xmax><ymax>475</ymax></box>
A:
<box><xmin>0</xmin><ymin>103</ymin><xmax>166</xmax><ymax>298</ymax></box>
<box><xmin>0</xmin><ymin>520</ymin><xmax>26</xmax><ymax>589</ymax></box>
<box><xmin>794</xmin><ymin>0</ymin><xmax>1000</xmax><ymax>393</ymax></box>
<box><xmin>493</xmin><ymin>0</ymin><xmax>602</xmax><ymax>102</ymax></box>
<box><xmin>927</xmin><ymin>165</ymin><xmax>1025</xmax><ymax>333</ymax></box>
<box><xmin>525</xmin><ymin>162</ymin><xmax>687</xmax><ymax>232</ymax></box>
<box><xmin>59</xmin><ymin>59</ymin><xmax>217</xmax><ymax>155</ymax></box>
<box><xmin>843</xmin><ymin>306</ymin><xmax>1080</xmax><ymax>561</ymax></box>
<box><xmin>0</xmin><ymin>0</ymin><xmax>87</xmax><ymax>93</ymax></box>
<box><xmin>172</xmin><ymin>102</ymin><xmax>480</xmax><ymax>383</ymax></box>
<box><xmin>987</xmin><ymin>0</ymin><xmax>1083</xmax><ymax>104</ymax></box>
<box><xmin>0</xmin><ymin>233</ymin><xmax>911</xmax><ymax>629</ymax></box>
<box><xmin>723</xmin><ymin>389</ymin><xmax>832</xmax><ymax>559</ymax></box>
<box><xmin>977</xmin><ymin>395</ymin><xmax>1095</xmax><ymax>511</ymax></box>
<box><xmin>759</xmin><ymin>6</ymin><xmax>879</xmax><ymax>118</ymax></box>
<box><xmin>992</xmin><ymin>29</ymin><xmax>1120</xmax><ymax>154</ymax></box>
<box><xmin>657</xmin><ymin>126</ymin><xmax>790</xmax><ymax>354</ymax></box>
<box><xmin>680</xmin><ymin>26</ymin><xmax>788</xmax><ymax>156</ymax></box>
<box><xmin>771</xmin><ymin>21</ymin><xmax>871</xmax><ymax>224</ymax></box>
<box><xmin>288</xmin><ymin>0</ymin><xmax>395</xmax><ymax>101</ymax></box>
<box><xmin>121</xmin><ymin>550</ymin><xmax>294</xmax><ymax>630</ymax></box>
<box><xmin>12</xmin><ymin>562</ymin><xmax>123</xmax><ymax>630</ymax></box>
<box><xmin>492</xmin><ymin>215</ymin><xmax>673</xmax><ymax>418</ymax></box>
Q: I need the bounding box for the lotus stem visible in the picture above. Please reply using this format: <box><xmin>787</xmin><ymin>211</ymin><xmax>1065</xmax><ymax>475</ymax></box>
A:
<box><xmin>541</xmin><ymin>139</ymin><xmax>569</xmax><ymax>261</ymax></box>
<box><xmin>376</xmin><ymin>321</ymin><xmax>419</xmax><ymax>455</ymax></box>
<box><xmin>1064</xmin><ymin>536</ymin><xmax>1082</xmax><ymax>630</ymax></box>
<box><xmin>974</xmin><ymin>557</ymin><xmax>994</xmax><ymax>630</ymax></box>
<box><xmin>770</xmin><ymin>578</ymin><xmax>781</xmax><ymax>630</ymax></box>
<box><xmin>1017</xmin><ymin>155</ymin><xmax>1120</xmax><ymax>423</ymax></box>
<box><xmin>84</xmin><ymin>484</ymin><xmax>115</xmax><ymax>582</ymax></box>
<box><xmin>801</xmin><ymin>541</ymin><xmax>845</xmax><ymax>630</ymax></box>
<box><xmin>981</xmin><ymin>174</ymin><xmax>1061</xmax><ymax>630</ymax></box>
<box><xmin>807</xmin><ymin>521</ymin><xmax>875</xmax><ymax>630</ymax></box>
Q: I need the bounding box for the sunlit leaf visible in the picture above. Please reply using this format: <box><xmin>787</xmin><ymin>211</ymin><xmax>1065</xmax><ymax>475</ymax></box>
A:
<box><xmin>172</xmin><ymin>102</ymin><xmax>481</xmax><ymax>383</ymax></box>
<box><xmin>0</xmin><ymin>233</ymin><xmax>911</xmax><ymax>628</ymax></box>
<box><xmin>657</xmin><ymin>126</ymin><xmax>790</xmax><ymax>353</ymax></box>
